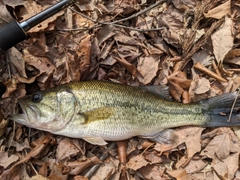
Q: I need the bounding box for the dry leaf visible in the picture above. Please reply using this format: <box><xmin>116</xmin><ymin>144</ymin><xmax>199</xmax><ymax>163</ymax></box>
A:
<box><xmin>193</xmin><ymin>77</ymin><xmax>210</xmax><ymax>95</ymax></box>
<box><xmin>167</xmin><ymin>169</ymin><xmax>188</xmax><ymax>180</ymax></box>
<box><xmin>212</xmin><ymin>153</ymin><xmax>239</xmax><ymax>180</ymax></box>
<box><xmin>138</xmin><ymin>165</ymin><xmax>165</xmax><ymax>180</ymax></box>
<box><xmin>8</xmin><ymin>47</ymin><xmax>27</xmax><ymax>78</ymax></box>
<box><xmin>211</xmin><ymin>16</ymin><xmax>233</xmax><ymax>64</ymax></box>
<box><xmin>56</xmin><ymin>138</ymin><xmax>80</xmax><ymax>161</ymax></box>
<box><xmin>0</xmin><ymin>118</ymin><xmax>8</xmax><ymax>138</ymax></box>
<box><xmin>200</xmin><ymin>132</ymin><xmax>231</xmax><ymax>159</ymax></box>
<box><xmin>91</xmin><ymin>157</ymin><xmax>117</xmax><ymax>180</ymax></box>
<box><xmin>126</xmin><ymin>154</ymin><xmax>149</xmax><ymax>171</ymax></box>
<box><xmin>137</xmin><ymin>55</ymin><xmax>159</xmax><ymax>84</ymax></box>
<box><xmin>0</xmin><ymin>152</ymin><xmax>19</xmax><ymax>168</ymax></box>
<box><xmin>204</xmin><ymin>0</ymin><xmax>231</xmax><ymax>19</ymax></box>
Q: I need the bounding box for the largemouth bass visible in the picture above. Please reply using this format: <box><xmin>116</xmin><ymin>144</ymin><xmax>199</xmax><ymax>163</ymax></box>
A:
<box><xmin>10</xmin><ymin>81</ymin><xmax>240</xmax><ymax>145</ymax></box>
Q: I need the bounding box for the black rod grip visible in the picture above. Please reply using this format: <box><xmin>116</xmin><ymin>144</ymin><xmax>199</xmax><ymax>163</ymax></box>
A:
<box><xmin>0</xmin><ymin>20</ymin><xmax>27</xmax><ymax>51</ymax></box>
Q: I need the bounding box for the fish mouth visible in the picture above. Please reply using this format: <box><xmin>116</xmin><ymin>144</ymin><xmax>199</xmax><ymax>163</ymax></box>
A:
<box><xmin>10</xmin><ymin>101</ymin><xmax>39</xmax><ymax>127</ymax></box>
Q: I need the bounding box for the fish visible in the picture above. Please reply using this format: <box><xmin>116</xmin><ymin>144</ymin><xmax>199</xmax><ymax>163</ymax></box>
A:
<box><xmin>9</xmin><ymin>81</ymin><xmax>240</xmax><ymax>145</ymax></box>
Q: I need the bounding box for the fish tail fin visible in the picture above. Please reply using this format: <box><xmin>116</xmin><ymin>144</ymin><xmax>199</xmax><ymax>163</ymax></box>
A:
<box><xmin>201</xmin><ymin>91</ymin><xmax>240</xmax><ymax>127</ymax></box>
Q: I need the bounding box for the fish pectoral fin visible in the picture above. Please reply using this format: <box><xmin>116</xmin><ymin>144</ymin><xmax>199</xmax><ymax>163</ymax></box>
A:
<box><xmin>141</xmin><ymin>129</ymin><xmax>178</xmax><ymax>144</ymax></box>
<box><xmin>82</xmin><ymin>136</ymin><xmax>108</xmax><ymax>146</ymax></box>
<box><xmin>80</xmin><ymin>107</ymin><xmax>115</xmax><ymax>124</ymax></box>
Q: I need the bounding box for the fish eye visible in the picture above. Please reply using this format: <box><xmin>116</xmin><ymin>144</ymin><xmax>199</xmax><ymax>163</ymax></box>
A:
<box><xmin>32</xmin><ymin>93</ymin><xmax>42</xmax><ymax>103</ymax></box>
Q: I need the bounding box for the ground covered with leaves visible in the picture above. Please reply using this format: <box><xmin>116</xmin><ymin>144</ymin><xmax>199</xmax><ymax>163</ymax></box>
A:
<box><xmin>0</xmin><ymin>0</ymin><xmax>240</xmax><ymax>179</ymax></box>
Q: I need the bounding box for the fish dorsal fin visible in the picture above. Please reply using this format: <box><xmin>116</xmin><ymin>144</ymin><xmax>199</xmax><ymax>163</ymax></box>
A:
<box><xmin>139</xmin><ymin>85</ymin><xmax>172</xmax><ymax>101</ymax></box>
<box><xmin>82</xmin><ymin>136</ymin><xmax>108</xmax><ymax>146</ymax></box>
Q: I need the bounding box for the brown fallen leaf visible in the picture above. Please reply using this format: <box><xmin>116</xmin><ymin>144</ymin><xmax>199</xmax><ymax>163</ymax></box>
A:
<box><xmin>91</xmin><ymin>157</ymin><xmax>118</xmax><ymax>180</ymax></box>
<box><xmin>2</xmin><ymin>78</ymin><xmax>17</xmax><ymax>98</ymax></box>
<box><xmin>204</xmin><ymin>0</ymin><xmax>231</xmax><ymax>19</ymax></box>
<box><xmin>0</xmin><ymin>118</ymin><xmax>8</xmax><ymax>138</ymax></box>
<box><xmin>200</xmin><ymin>131</ymin><xmax>231</xmax><ymax>159</ymax></box>
<box><xmin>167</xmin><ymin>169</ymin><xmax>188</xmax><ymax>180</ymax></box>
<box><xmin>137</xmin><ymin>55</ymin><xmax>160</xmax><ymax>84</ymax></box>
<box><xmin>211</xmin><ymin>16</ymin><xmax>233</xmax><ymax>66</ymax></box>
<box><xmin>111</xmin><ymin>50</ymin><xmax>138</xmax><ymax>78</ymax></box>
<box><xmin>30</xmin><ymin>175</ymin><xmax>48</xmax><ymax>180</ymax></box>
<box><xmin>14</xmin><ymin>133</ymin><xmax>54</xmax><ymax>166</ymax></box>
<box><xmin>168</xmin><ymin>80</ymin><xmax>184</xmax><ymax>102</ymax></box>
<box><xmin>77</xmin><ymin>35</ymin><xmax>92</xmax><ymax>80</ymax></box>
<box><xmin>192</xmin><ymin>76</ymin><xmax>211</xmax><ymax>95</ymax></box>
<box><xmin>138</xmin><ymin>165</ymin><xmax>165</xmax><ymax>180</ymax></box>
<box><xmin>56</xmin><ymin>138</ymin><xmax>80</xmax><ymax>161</ymax></box>
<box><xmin>73</xmin><ymin>175</ymin><xmax>89</xmax><ymax>180</ymax></box>
<box><xmin>68</xmin><ymin>156</ymin><xmax>102</xmax><ymax>175</ymax></box>
<box><xmin>0</xmin><ymin>164</ymin><xmax>30</xmax><ymax>180</ymax></box>
<box><xmin>184</xmin><ymin>159</ymin><xmax>208</xmax><ymax>174</ymax></box>
<box><xmin>126</xmin><ymin>154</ymin><xmax>149</xmax><ymax>171</ymax></box>
<box><xmin>48</xmin><ymin>162</ymin><xmax>68</xmax><ymax>180</ymax></box>
<box><xmin>0</xmin><ymin>151</ymin><xmax>19</xmax><ymax>168</ymax></box>
<box><xmin>8</xmin><ymin>47</ymin><xmax>27</xmax><ymax>78</ymax></box>
<box><xmin>212</xmin><ymin>152</ymin><xmax>239</xmax><ymax>180</ymax></box>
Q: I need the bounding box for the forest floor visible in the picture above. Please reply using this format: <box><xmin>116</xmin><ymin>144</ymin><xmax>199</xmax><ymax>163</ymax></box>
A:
<box><xmin>0</xmin><ymin>0</ymin><xmax>240</xmax><ymax>179</ymax></box>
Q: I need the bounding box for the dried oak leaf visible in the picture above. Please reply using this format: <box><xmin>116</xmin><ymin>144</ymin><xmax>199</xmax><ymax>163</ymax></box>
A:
<box><xmin>91</xmin><ymin>157</ymin><xmax>117</xmax><ymax>180</ymax></box>
<box><xmin>0</xmin><ymin>0</ymin><xmax>13</xmax><ymax>23</ymax></box>
<box><xmin>126</xmin><ymin>154</ymin><xmax>149</xmax><ymax>171</ymax></box>
<box><xmin>96</xmin><ymin>25</ymin><xmax>116</xmax><ymax>46</ymax></box>
<box><xmin>2</xmin><ymin>77</ymin><xmax>17</xmax><ymax>98</ymax></box>
<box><xmin>10</xmin><ymin>138</ymin><xmax>30</xmax><ymax>152</ymax></box>
<box><xmin>184</xmin><ymin>159</ymin><xmax>208</xmax><ymax>174</ymax></box>
<box><xmin>211</xmin><ymin>16</ymin><xmax>233</xmax><ymax>65</ymax></box>
<box><xmin>137</xmin><ymin>55</ymin><xmax>159</xmax><ymax>84</ymax></box>
<box><xmin>167</xmin><ymin>169</ymin><xmax>188</xmax><ymax>180</ymax></box>
<box><xmin>2</xmin><ymin>0</ymin><xmax>25</xmax><ymax>7</ymax></box>
<box><xmin>193</xmin><ymin>77</ymin><xmax>210</xmax><ymax>95</ymax></box>
<box><xmin>212</xmin><ymin>153</ymin><xmax>239</xmax><ymax>180</ymax></box>
<box><xmin>200</xmin><ymin>131</ymin><xmax>231</xmax><ymax>159</ymax></box>
<box><xmin>204</xmin><ymin>0</ymin><xmax>231</xmax><ymax>19</ymax></box>
<box><xmin>68</xmin><ymin>156</ymin><xmax>102</xmax><ymax>175</ymax></box>
<box><xmin>0</xmin><ymin>164</ymin><xmax>30</xmax><ymax>180</ymax></box>
<box><xmin>0</xmin><ymin>151</ymin><xmax>19</xmax><ymax>168</ymax></box>
<box><xmin>8</xmin><ymin>47</ymin><xmax>27</xmax><ymax>78</ymax></box>
<box><xmin>56</xmin><ymin>138</ymin><xmax>80</xmax><ymax>161</ymax></box>
<box><xmin>111</xmin><ymin>50</ymin><xmax>138</xmax><ymax>78</ymax></box>
<box><xmin>138</xmin><ymin>165</ymin><xmax>165</xmax><ymax>180</ymax></box>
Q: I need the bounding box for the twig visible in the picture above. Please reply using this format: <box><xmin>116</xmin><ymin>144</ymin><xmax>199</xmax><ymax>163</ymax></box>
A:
<box><xmin>228</xmin><ymin>90</ymin><xmax>240</xmax><ymax>122</ymax></box>
<box><xmin>107</xmin><ymin>0</ymin><xmax>167</xmax><ymax>24</ymax></box>
<box><xmin>60</xmin><ymin>0</ymin><xmax>166</xmax><ymax>32</ymax></box>
<box><xmin>212</xmin><ymin>60</ymin><xmax>223</xmax><ymax>78</ymax></box>
<box><xmin>194</xmin><ymin>62</ymin><xmax>227</xmax><ymax>82</ymax></box>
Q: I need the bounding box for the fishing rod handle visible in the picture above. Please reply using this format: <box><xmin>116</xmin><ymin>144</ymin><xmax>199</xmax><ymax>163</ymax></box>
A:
<box><xmin>0</xmin><ymin>20</ymin><xmax>27</xmax><ymax>51</ymax></box>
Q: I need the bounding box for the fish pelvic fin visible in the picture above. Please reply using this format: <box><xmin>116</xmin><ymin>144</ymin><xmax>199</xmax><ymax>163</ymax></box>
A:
<box><xmin>82</xmin><ymin>136</ymin><xmax>108</xmax><ymax>146</ymax></box>
<box><xmin>140</xmin><ymin>129</ymin><xmax>178</xmax><ymax>145</ymax></box>
<box><xmin>200</xmin><ymin>91</ymin><xmax>240</xmax><ymax>127</ymax></box>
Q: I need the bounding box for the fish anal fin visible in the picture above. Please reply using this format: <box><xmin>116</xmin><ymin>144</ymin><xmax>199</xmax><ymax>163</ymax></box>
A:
<box><xmin>141</xmin><ymin>129</ymin><xmax>178</xmax><ymax>145</ymax></box>
<box><xmin>82</xmin><ymin>136</ymin><xmax>108</xmax><ymax>146</ymax></box>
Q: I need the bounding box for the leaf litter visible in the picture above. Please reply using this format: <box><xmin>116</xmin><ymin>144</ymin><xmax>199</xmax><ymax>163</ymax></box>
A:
<box><xmin>0</xmin><ymin>0</ymin><xmax>240</xmax><ymax>179</ymax></box>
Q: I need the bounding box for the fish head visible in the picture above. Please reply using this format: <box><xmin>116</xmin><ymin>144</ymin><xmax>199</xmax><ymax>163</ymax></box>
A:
<box><xmin>10</xmin><ymin>87</ymin><xmax>79</xmax><ymax>132</ymax></box>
